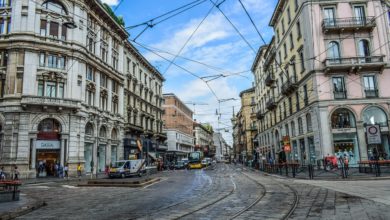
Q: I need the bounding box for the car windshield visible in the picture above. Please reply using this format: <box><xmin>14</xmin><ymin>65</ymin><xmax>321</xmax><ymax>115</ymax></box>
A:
<box><xmin>177</xmin><ymin>161</ymin><xmax>184</xmax><ymax>165</ymax></box>
<box><xmin>111</xmin><ymin>161</ymin><xmax>125</xmax><ymax>168</ymax></box>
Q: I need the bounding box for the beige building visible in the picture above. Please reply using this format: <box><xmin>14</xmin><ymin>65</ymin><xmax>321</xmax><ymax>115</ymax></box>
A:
<box><xmin>232</xmin><ymin>88</ymin><xmax>257</xmax><ymax>162</ymax></box>
<box><xmin>0</xmin><ymin>0</ymin><xmax>164</xmax><ymax>178</ymax></box>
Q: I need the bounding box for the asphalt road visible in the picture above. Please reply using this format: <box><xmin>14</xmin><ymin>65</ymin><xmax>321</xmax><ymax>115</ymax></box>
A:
<box><xmin>16</xmin><ymin>164</ymin><xmax>390</xmax><ymax>220</ymax></box>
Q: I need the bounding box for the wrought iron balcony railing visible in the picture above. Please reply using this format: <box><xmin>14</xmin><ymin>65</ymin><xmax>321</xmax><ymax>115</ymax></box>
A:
<box><xmin>323</xmin><ymin>56</ymin><xmax>385</xmax><ymax>74</ymax></box>
<box><xmin>334</xmin><ymin>91</ymin><xmax>347</xmax><ymax>99</ymax></box>
<box><xmin>365</xmin><ymin>89</ymin><xmax>378</xmax><ymax>98</ymax></box>
<box><xmin>266</xmin><ymin>98</ymin><xmax>277</xmax><ymax>111</ymax></box>
<box><xmin>322</xmin><ymin>17</ymin><xmax>376</xmax><ymax>33</ymax></box>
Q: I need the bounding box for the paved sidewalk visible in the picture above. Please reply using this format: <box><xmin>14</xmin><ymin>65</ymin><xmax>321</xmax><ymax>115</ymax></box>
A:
<box><xmin>0</xmin><ymin>195</ymin><xmax>45</xmax><ymax>220</ymax></box>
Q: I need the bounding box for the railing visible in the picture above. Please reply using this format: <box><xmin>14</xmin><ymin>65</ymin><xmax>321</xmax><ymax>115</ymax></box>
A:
<box><xmin>281</xmin><ymin>77</ymin><xmax>298</xmax><ymax>95</ymax></box>
<box><xmin>265</xmin><ymin>74</ymin><xmax>275</xmax><ymax>87</ymax></box>
<box><xmin>21</xmin><ymin>96</ymin><xmax>81</xmax><ymax>109</ymax></box>
<box><xmin>266</xmin><ymin>98</ymin><xmax>277</xmax><ymax>110</ymax></box>
<box><xmin>324</xmin><ymin>55</ymin><xmax>384</xmax><ymax>67</ymax></box>
<box><xmin>365</xmin><ymin>89</ymin><xmax>378</xmax><ymax>98</ymax></box>
<box><xmin>334</xmin><ymin>91</ymin><xmax>347</xmax><ymax>99</ymax></box>
<box><xmin>256</xmin><ymin>111</ymin><xmax>265</xmax><ymax>120</ymax></box>
<box><xmin>322</xmin><ymin>16</ymin><xmax>376</xmax><ymax>31</ymax></box>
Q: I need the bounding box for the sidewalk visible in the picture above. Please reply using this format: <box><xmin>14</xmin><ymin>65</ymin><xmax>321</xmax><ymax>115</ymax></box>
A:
<box><xmin>0</xmin><ymin>195</ymin><xmax>46</xmax><ymax>220</ymax></box>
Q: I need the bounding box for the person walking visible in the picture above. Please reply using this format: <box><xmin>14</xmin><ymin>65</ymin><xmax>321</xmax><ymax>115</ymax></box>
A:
<box><xmin>14</xmin><ymin>166</ymin><xmax>19</xmax><ymax>180</ymax></box>
<box><xmin>0</xmin><ymin>166</ymin><xmax>5</xmax><ymax>180</ymax></box>
<box><xmin>64</xmin><ymin>163</ymin><xmax>69</xmax><ymax>180</ymax></box>
<box><xmin>77</xmin><ymin>163</ymin><xmax>82</xmax><ymax>181</ymax></box>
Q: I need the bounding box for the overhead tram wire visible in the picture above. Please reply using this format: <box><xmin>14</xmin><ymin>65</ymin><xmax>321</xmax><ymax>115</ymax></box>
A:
<box><xmin>131</xmin><ymin>39</ymin><xmax>220</xmax><ymax>101</ymax></box>
<box><xmin>162</xmin><ymin>0</ymin><xmax>220</xmax><ymax>75</ymax></box>
<box><xmin>209</xmin><ymin>0</ymin><xmax>257</xmax><ymax>54</ymax></box>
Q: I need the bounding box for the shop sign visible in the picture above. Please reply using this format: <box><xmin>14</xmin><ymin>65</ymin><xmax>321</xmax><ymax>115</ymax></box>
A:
<box><xmin>367</xmin><ymin>125</ymin><xmax>381</xmax><ymax>144</ymax></box>
<box><xmin>283</xmin><ymin>136</ymin><xmax>291</xmax><ymax>152</ymax></box>
<box><xmin>36</xmin><ymin>140</ymin><xmax>60</xmax><ymax>149</ymax></box>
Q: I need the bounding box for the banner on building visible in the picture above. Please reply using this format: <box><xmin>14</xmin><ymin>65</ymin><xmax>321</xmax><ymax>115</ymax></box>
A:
<box><xmin>137</xmin><ymin>139</ymin><xmax>143</xmax><ymax>152</ymax></box>
<box><xmin>367</xmin><ymin>125</ymin><xmax>381</xmax><ymax>144</ymax></box>
<box><xmin>282</xmin><ymin>136</ymin><xmax>291</xmax><ymax>152</ymax></box>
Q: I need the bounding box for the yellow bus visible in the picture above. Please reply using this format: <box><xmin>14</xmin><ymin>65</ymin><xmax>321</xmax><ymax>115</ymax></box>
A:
<box><xmin>188</xmin><ymin>151</ymin><xmax>204</xmax><ymax>169</ymax></box>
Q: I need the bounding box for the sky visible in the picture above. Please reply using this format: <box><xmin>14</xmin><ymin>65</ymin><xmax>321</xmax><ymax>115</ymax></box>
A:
<box><xmin>102</xmin><ymin>0</ymin><xmax>278</xmax><ymax>145</ymax></box>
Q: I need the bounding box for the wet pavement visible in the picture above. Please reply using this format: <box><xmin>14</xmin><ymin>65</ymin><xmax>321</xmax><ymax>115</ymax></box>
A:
<box><xmin>4</xmin><ymin>164</ymin><xmax>390</xmax><ymax>219</ymax></box>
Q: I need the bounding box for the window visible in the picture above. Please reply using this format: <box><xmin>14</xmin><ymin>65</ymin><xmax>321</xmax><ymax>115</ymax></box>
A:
<box><xmin>49</xmin><ymin>21</ymin><xmax>59</xmax><ymax>38</ymax></box>
<box><xmin>0</xmin><ymin>0</ymin><xmax>11</xmax><ymax>7</ymax></box>
<box><xmin>332</xmin><ymin>77</ymin><xmax>346</xmax><ymax>99</ymax></box>
<box><xmin>283</xmin><ymin>43</ymin><xmax>287</xmax><ymax>58</ymax></box>
<box><xmin>331</xmin><ymin>108</ymin><xmax>356</xmax><ymax>128</ymax></box>
<box><xmin>328</xmin><ymin>41</ymin><xmax>340</xmax><ymax>62</ymax></box>
<box><xmin>306</xmin><ymin>114</ymin><xmax>312</xmax><ymax>132</ymax></box>
<box><xmin>100</xmin><ymin>95</ymin><xmax>107</xmax><ymax>110</ymax></box>
<box><xmin>112</xmin><ymin>81</ymin><xmax>118</xmax><ymax>93</ymax></box>
<box><xmin>48</xmin><ymin>54</ymin><xmax>57</xmax><ymax>68</ymax></box>
<box><xmin>294</xmin><ymin>0</ymin><xmax>298</xmax><ymax>11</ymax></box>
<box><xmin>295</xmin><ymin>92</ymin><xmax>300</xmax><ymax>111</ymax></box>
<box><xmin>251</xmin><ymin>97</ymin><xmax>255</xmax><ymax>105</ymax></box>
<box><xmin>358</xmin><ymin>40</ymin><xmax>370</xmax><ymax>62</ymax></box>
<box><xmin>100</xmin><ymin>74</ymin><xmax>107</xmax><ymax>87</ymax></box>
<box><xmin>40</xmin><ymin>20</ymin><xmax>47</xmax><ymax>36</ymax></box>
<box><xmin>85</xmin><ymin>123</ymin><xmax>94</xmax><ymax>136</ymax></box>
<box><xmin>354</xmin><ymin>5</ymin><xmax>366</xmax><ymax>24</ymax></box>
<box><xmin>37</xmin><ymin>80</ymin><xmax>64</xmax><ymax>98</ymax></box>
<box><xmin>99</xmin><ymin>127</ymin><xmax>106</xmax><ymax>138</ymax></box>
<box><xmin>276</xmin><ymin>29</ymin><xmax>280</xmax><ymax>43</ymax></box>
<box><xmin>289</xmin><ymin>33</ymin><xmax>294</xmax><ymax>50</ymax></box>
<box><xmin>281</xmin><ymin>18</ymin><xmax>285</xmax><ymax>34</ymax></box>
<box><xmin>61</xmin><ymin>24</ymin><xmax>67</xmax><ymax>40</ymax></box>
<box><xmin>363</xmin><ymin>107</ymin><xmax>388</xmax><ymax>127</ymax></box>
<box><xmin>86</xmin><ymin>66</ymin><xmax>94</xmax><ymax>81</ymax></box>
<box><xmin>86</xmin><ymin>89</ymin><xmax>94</xmax><ymax>106</ymax></box>
<box><xmin>303</xmin><ymin>84</ymin><xmax>308</xmax><ymax>105</ymax></box>
<box><xmin>299</xmin><ymin>49</ymin><xmax>305</xmax><ymax>72</ymax></box>
<box><xmin>287</xmin><ymin>8</ymin><xmax>291</xmax><ymax>24</ymax></box>
<box><xmin>291</xmin><ymin>121</ymin><xmax>296</xmax><ymax>136</ymax></box>
<box><xmin>0</xmin><ymin>18</ymin><xmax>10</xmax><ymax>34</ymax></box>
<box><xmin>288</xmin><ymin>97</ymin><xmax>292</xmax><ymax>115</ymax></box>
<box><xmin>42</xmin><ymin>0</ymin><xmax>67</xmax><ymax>15</ymax></box>
<box><xmin>285</xmin><ymin>124</ymin><xmax>289</xmax><ymax>136</ymax></box>
<box><xmin>323</xmin><ymin>7</ymin><xmax>335</xmax><ymax>26</ymax></box>
<box><xmin>363</xmin><ymin>75</ymin><xmax>378</xmax><ymax>98</ymax></box>
<box><xmin>298</xmin><ymin>117</ymin><xmax>303</xmax><ymax>134</ymax></box>
<box><xmin>39</xmin><ymin>53</ymin><xmax>45</xmax><ymax>67</ymax></box>
<box><xmin>296</xmin><ymin>21</ymin><xmax>301</xmax><ymax>39</ymax></box>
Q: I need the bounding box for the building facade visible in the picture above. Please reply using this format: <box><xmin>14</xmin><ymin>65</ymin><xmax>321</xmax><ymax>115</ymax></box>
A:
<box><xmin>232</xmin><ymin>88</ymin><xmax>256</xmax><ymax>162</ymax></box>
<box><xmin>0</xmin><ymin>0</ymin><xmax>164</xmax><ymax>178</ymax></box>
<box><xmin>162</xmin><ymin>93</ymin><xmax>194</xmax><ymax>162</ymax></box>
<box><xmin>213</xmin><ymin>132</ymin><xmax>229</xmax><ymax>160</ymax></box>
<box><xmin>193</xmin><ymin>121</ymin><xmax>214</xmax><ymax>158</ymax></box>
<box><xmin>253</xmin><ymin>0</ymin><xmax>390</xmax><ymax>166</ymax></box>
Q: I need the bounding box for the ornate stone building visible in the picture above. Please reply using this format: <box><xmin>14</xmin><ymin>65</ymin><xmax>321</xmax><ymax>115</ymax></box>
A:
<box><xmin>0</xmin><ymin>0</ymin><xmax>164</xmax><ymax>178</ymax></box>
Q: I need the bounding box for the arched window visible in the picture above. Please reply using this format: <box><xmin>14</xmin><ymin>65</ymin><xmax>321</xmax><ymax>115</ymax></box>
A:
<box><xmin>99</xmin><ymin>126</ymin><xmax>106</xmax><ymax>138</ymax></box>
<box><xmin>331</xmin><ymin>108</ymin><xmax>356</xmax><ymax>129</ymax></box>
<box><xmin>298</xmin><ymin>117</ymin><xmax>304</xmax><ymax>134</ymax></box>
<box><xmin>306</xmin><ymin>113</ymin><xmax>313</xmax><ymax>132</ymax></box>
<box><xmin>328</xmin><ymin>41</ymin><xmax>340</xmax><ymax>60</ymax></box>
<box><xmin>358</xmin><ymin>40</ymin><xmax>370</xmax><ymax>57</ymax></box>
<box><xmin>85</xmin><ymin>123</ymin><xmax>94</xmax><ymax>136</ymax></box>
<box><xmin>111</xmin><ymin>129</ymin><xmax>118</xmax><ymax>140</ymax></box>
<box><xmin>363</xmin><ymin>107</ymin><xmax>388</xmax><ymax>127</ymax></box>
<box><xmin>291</xmin><ymin>121</ymin><xmax>296</xmax><ymax>136</ymax></box>
<box><xmin>38</xmin><ymin>118</ymin><xmax>61</xmax><ymax>132</ymax></box>
<box><xmin>42</xmin><ymin>0</ymin><xmax>67</xmax><ymax>15</ymax></box>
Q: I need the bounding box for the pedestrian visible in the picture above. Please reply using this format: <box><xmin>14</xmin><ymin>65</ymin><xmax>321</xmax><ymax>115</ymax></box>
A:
<box><xmin>64</xmin><ymin>163</ymin><xmax>69</xmax><ymax>180</ymax></box>
<box><xmin>54</xmin><ymin>162</ymin><xmax>59</xmax><ymax>177</ymax></box>
<box><xmin>14</xmin><ymin>166</ymin><xmax>19</xmax><ymax>180</ymax></box>
<box><xmin>58</xmin><ymin>164</ymin><xmax>63</xmax><ymax>178</ymax></box>
<box><xmin>0</xmin><ymin>166</ymin><xmax>5</xmax><ymax>180</ymax></box>
<box><xmin>77</xmin><ymin>163</ymin><xmax>82</xmax><ymax>181</ymax></box>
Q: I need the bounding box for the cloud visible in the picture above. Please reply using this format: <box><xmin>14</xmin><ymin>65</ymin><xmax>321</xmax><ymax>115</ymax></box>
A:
<box><xmin>101</xmin><ymin>0</ymin><xmax>119</xmax><ymax>6</ymax></box>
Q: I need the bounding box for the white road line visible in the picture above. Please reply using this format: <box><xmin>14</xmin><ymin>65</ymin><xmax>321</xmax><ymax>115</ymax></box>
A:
<box><xmin>143</xmin><ymin>177</ymin><xmax>167</xmax><ymax>189</ymax></box>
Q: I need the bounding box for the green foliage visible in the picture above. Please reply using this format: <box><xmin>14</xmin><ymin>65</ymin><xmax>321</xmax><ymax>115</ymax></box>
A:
<box><xmin>203</xmin><ymin>124</ymin><xmax>214</xmax><ymax>133</ymax></box>
<box><xmin>102</xmin><ymin>3</ymin><xmax>125</xmax><ymax>27</ymax></box>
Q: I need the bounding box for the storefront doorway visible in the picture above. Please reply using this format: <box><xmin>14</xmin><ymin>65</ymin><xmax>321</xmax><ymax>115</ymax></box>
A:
<box><xmin>98</xmin><ymin>144</ymin><xmax>106</xmax><ymax>172</ymax></box>
<box><xmin>36</xmin><ymin>118</ymin><xmax>61</xmax><ymax>177</ymax></box>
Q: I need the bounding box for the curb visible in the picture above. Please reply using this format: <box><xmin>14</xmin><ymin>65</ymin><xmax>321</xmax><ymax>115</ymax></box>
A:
<box><xmin>0</xmin><ymin>200</ymin><xmax>46</xmax><ymax>220</ymax></box>
<box><xmin>77</xmin><ymin>178</ymin><xmax>161</xmax><ymax>187</ymax></box>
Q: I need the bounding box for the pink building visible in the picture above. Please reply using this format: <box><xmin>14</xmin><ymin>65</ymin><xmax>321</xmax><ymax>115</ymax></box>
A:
<box><xmin>254</xmin><ymin>0</ymin><xmax>390</xmax><ymax>166</ymax></box>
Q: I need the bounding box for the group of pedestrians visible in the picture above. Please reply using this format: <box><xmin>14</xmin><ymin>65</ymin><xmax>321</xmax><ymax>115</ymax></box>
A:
<box><xmin>0</xmin><ymin>166</ymin><xmax>19</xmax><ymax>180</ymax></box>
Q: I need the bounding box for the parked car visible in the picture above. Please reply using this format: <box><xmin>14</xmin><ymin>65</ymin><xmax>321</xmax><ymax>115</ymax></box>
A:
<box><xmin>201</xmin><ymin>159</ymin><xmax>208</xmax><ymax>167</ymax></box>
<box><xmin>181</xmin><ymin>159</ymin><xmax>189</xmax><ymax>167</ymax></box>
<box><xmin>175</xmin><ymin>161</ymin><xmax>186</xmax><ymax>169</ymax></box>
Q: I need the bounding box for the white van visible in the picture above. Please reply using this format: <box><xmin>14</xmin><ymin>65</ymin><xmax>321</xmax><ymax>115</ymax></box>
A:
<box><xmin>109</xmin><ymin>159</ymin><xmax>146</xmax><ymax>178</ymax></box>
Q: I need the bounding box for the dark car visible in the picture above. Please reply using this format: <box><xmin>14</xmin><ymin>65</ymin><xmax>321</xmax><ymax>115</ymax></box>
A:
<box><xmin>174</xmin><ymin>161</ymin><xmax>186</xmax><ymax>169</ymax></box>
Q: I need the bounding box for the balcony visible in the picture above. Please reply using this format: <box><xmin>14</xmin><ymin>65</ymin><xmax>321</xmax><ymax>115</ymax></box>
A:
<box><xmin>266</xmin><ymin>98</ymin><xmax>277</xmax><ymax>111</ymax></box>
<box><xmin>322</xmin><ymin>17</ymin><xmax>376</xmax><ymax>33</ymax></box>
<box><xmin>281</xmin><ymin>77</ymin><xmax>298</xmax><ymax>95</ymax></box>
<box><xmin>334</xmin><ymin>91</ymin><xmax>347</xmax><ymax>99</ymax></box>
<box><xmin>263</xmin><ymin>47</ymin><xmax>276</xmax><ymax>71</ymax></box>
<box><xmin>256</xmin><ymin>111</ymin><xmax>265</xmax><ymax>120</ymax></box>
<box><xmin>323</xmin><ymin>56</ymin><xmax>385</xmax><ymax>74</ymax></box>
<box><xmin>21</xmin><ymin>96</ymin><xmax>81</xmax><ymax>111</ymax></box>
<box><xmin>265</xmin><ymin>74</ymin><xmax>276</xmax><ymax>87</ymax></box>
<box><xmin>365</xmin><ymin>89</ymin><xmax>378</xmax><ymax>98</ymax></box>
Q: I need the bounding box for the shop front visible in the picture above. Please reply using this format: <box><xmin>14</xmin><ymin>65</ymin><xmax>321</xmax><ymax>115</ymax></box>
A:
<box><xmin>84</xmin><ymin>123</ymin><xmax>94</xmax><ymax>173</ymax></box>
<box><xmin>363</xmin><ymin>106</ymin><xmax>390</xmax><ymax>160</ymax></box>
<box><xmin>124</xmin><ymin>138</ymin><xmax>140</xmax><ymax>160</ymax></box>
<box><xmin>331</xmin><ymin>108</ymin><xmax>360</xmax><ymax>166</ymax></box>
<box><xmin>97</xmin><ymin>144</ymin><xmax>106</xmax><ymax>172</ymax></box>
<box><xmin>36</xmin><ymin>118</ymin><xmax>62</xmax><ymax>177</ymax></box>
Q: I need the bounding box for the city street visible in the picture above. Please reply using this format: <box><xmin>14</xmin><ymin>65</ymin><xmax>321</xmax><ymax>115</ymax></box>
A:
<box><xmin>13</xmin><ymin>164</ymin><xmax>390</xmax><ymax>220</ymax></box>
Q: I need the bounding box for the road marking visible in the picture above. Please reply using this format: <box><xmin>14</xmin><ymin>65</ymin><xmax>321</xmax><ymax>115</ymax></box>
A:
<box><xmin>143</xmin><ymin>177</ymin><xmax>167</xmax><ymax>189</ymax></box>
<box><xmin>61</xmin><ymin>185</ymin><xmax>78</xmax><ymax>189</ymax></box>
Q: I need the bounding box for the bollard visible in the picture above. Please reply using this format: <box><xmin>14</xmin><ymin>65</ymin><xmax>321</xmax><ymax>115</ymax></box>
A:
<box><xmin>308</xmin><ymin>164</ymin><xmax>314</xmax><ymax>179</ymax></box>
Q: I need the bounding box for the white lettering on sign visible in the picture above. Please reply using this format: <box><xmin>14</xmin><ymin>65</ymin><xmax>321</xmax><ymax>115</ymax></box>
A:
<box><xmin>36</xmin><ymin>140</ymin><xmax>61</xmax><ymax>149</ymax></box>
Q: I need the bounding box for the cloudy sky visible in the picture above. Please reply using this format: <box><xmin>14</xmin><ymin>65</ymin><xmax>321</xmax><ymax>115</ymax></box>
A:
<box><xmin>102</xmin><ymin>0</ymin><xmax>277</xmax><ymax>144</ymax></box>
